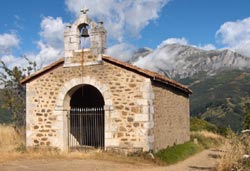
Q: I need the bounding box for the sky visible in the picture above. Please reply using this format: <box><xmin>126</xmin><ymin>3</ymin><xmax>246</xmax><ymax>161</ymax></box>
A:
<box><xmin>0</xmin><ymin>0</ymin><xmax>250</xmax><ymax>68</ymax></box>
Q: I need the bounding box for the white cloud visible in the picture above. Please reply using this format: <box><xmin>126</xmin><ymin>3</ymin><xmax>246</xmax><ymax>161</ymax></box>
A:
<box><xmin>0</xmin><ymin>55</ymin><xmax>26</xmax><ymax>69</ymax></box>
<box><xmin>157</xmin><ymin>37</ymin><xmax>216</xmax><ymax>51</ymax></box>
<box><xmin>27</xmin><ymin>16</ymin><xmax>66</xmax><ymax>67</ymax></box>
<box><xmin>157</xmin><ymin>37</ymin><xmax>188</xmax><ymax>48</ymax></box>
<box><xmin>0</xmin><ymin>42</ymin><xmax>63</xmax><ymax>70</ymax></box>
<box><xmin>65</xmin><ymin>0</ymin><xmax>169</xmax><ymax>42</ymax></box>
<box><xmin>15</xmin><ymin>16</ymin><xmax>66</xmax><ymax>68</ymax></box>
<box><xmin>198</xmin><ymin>44</ymin><xmax>216</xmax><ymax>51</ymax></box>
<box><xmin>40</xmin><ymin>16</ymin><xmax>65</xmax><ymax>49</ymax></box>
<box><xmin>234</xmin><ymin>41</ymin><xmax>250</xmax><ymax>57</ymax></box>
<box><xmin>0</xmin><ymin>33</ymin><xmax>19</xmax><ymax>55</ymax></box>
<box><xmin>32</xmin><ymin>41</ymin><xmax>63</xmax><ymax>68</ymax></box>
<box><xmin>134</xmin><ymin>38</ymin><xmax>182</xmax><ymax>74</ymax></box>
<box><xmin>0</xmin><ymin>16</ymin><xmax>65</xmax><ymax>70</ymax></box>
<box><xmin>216</xmin><ymin>17</ymin><xmax>250</xmax><ymax>57</ymax></box>
<box><xmin>107</xmin><ymin>43</ymin><xmax>136</xmax><ymax>61</ymax></box>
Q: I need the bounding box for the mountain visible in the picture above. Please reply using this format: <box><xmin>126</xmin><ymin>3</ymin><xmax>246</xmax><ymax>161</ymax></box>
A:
<box><xmin>131</xmin><ymin>44</ymin><xmax>250</xmax><ymax>131</ymax></box>
<box><xmin>132</xmin><ymin>44</ymin><xmax>250</xmax><ymax>79</ymax></box>
<box><xmin>128</xmin><ymin>47</ymin><xmax>152</xmax><ymax>63</ymax></box>
<box><xmin>180</xmin><ymin>69</ymin><xmax>250</xmax><ymax>131</ymax></box>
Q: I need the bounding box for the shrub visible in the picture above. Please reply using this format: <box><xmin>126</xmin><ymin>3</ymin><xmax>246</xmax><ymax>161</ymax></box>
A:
<box><xmin>217</xmin><ymin>126</ymin><xmax>234</xmax><ymax>137</ymax></box>
<box><xmin>190</xmin><ymin>117</ymin><xmax>218</xmax><ymax>133</ymax></box>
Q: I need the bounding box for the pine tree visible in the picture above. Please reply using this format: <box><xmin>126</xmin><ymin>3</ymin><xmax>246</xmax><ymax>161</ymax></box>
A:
<box><xmin>0</xmin><ymin>57</ymin><xmax>37</xmax><ymax>127</ymax></box>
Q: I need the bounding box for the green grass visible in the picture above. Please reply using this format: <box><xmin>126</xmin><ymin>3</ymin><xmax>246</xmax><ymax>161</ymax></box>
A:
<box><xmin>155</xmin><ymin>130</ymin><xmax>225</xmax><ymax>165</ymax></box>
<box><xmin>155</xmin><ymin>141</ymin><xmax>203</xmax><ymax>164</ymax></box>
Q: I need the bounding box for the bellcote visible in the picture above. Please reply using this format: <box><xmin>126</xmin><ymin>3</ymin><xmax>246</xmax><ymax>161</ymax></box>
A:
<box><xmin>64</xmin><ymin>9</ymin><xmax>107</xmax><ymax>67</ymax></box>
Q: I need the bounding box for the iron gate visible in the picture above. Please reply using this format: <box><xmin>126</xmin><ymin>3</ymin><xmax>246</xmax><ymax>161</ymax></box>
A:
<box><xmin>68</xmin><ymin>107</ymin><xmax>104</xmax><ymax>150</ymax></box>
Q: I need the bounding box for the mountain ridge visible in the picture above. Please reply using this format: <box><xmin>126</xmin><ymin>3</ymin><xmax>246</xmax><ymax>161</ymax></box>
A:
<box><xmin>132</xmin><ymin>44</ymin><xmax>250</xmax><ymax>79</ymax></box>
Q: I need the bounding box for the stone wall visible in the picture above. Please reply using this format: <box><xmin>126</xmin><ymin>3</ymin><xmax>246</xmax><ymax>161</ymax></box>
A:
<box><xmin>26</xmin><ymin>51</ymin><xmax>154</xmax><ymax>151</ymax></box>
<box><xmin>152</xmin><ymin>82</ymin><xmax>190</xmax><ymax>152</ymax></box>
<box><xmin>64</xmin><ymin>49</ymin><xmax>102</xmax><ymax>67</ymax></box>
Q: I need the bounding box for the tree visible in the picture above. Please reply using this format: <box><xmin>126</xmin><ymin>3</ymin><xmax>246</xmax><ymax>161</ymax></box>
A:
<box><xmin>0</xmin><ymin>57</ymin><xmax>37</xmax><ymax>127</ymax></box>
<box><xmin>242</xmin><ymin>104</ymin><xmax>250</xmax><ymax>130</ymax></box>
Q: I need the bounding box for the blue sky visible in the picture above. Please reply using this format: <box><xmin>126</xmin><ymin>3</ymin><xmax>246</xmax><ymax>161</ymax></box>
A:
<box><xmin>0</xmin><ymin>0</ymin><xmax>250</xmax><ymax>67</ymax></box>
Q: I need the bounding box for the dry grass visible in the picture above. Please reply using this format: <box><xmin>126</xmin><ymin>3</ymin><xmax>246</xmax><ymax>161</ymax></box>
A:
<box><xmin>0</xmin><ymin>124</ymin><xmax>25</xmax><ymax>152</ymax></box>
<box><xmin>191</xmin><ymin>130</ymin><xmax>224</xmax><ymax>140</ymax></box>
<box><xmin>0</xmin><ymin>124</ymin><xmax>154</xmax><ymax>165</ymax></box>
<box><xmin>1</xmin><ymin>147</ymin><xmax>154</xmax><ymax>165</ymax></box>
<box><xmin>191</xmin><ymin>130</ymin><xmax>225</xmax><ymax>150</ymax></box>
<box><xmin>217</xmin><ymin>134</ymin><xmax>245</xmax><ymax>171</ymax></box>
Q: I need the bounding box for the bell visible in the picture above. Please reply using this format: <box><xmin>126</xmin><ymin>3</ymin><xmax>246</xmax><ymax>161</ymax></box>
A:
<box><xmin>81</xmin><ymin>25</ymin><xmax>89</xmax><ymax>37</ymax></box>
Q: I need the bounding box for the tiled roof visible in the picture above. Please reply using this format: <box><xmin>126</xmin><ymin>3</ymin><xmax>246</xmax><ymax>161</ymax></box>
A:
<box><xmin>20</xmin><ymin>55</ymin><xmax>192</xmax><ymax>94</ymax></box>
<box><xmin>102</xmin><ymin>55</ymin><xmax>192</xmax><ymax>94</ymax></box>
<box><xmin>20</xmin><ymin>58</ymin><xmax>64</xmax><ymax>84</ymax></box>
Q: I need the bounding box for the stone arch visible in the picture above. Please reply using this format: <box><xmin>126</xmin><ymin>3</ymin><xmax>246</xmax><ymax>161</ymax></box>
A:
<box><xmin>54</xmin><ymin>77</ymin><xmax>113</xmax><ymax>150</ymax></box>
<box><xmin>55</xmin><ymin>77</ymin><xmax>112</xmax><ymax>110</ymax></box>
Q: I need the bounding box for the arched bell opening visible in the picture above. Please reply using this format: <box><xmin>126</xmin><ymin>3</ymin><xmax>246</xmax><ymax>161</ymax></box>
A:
<box><xmin>69</xmin><ymin>84</ymin><xmax>105</xmax><ymax>150</ymax></box>
<box><xmin>78</xmin><ymin>23</ymin><xmax>90</xmax><ymax>49</ymax></box>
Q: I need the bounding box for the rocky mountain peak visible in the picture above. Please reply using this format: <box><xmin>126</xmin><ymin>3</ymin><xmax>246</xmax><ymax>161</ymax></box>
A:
<box><xmin>131</xmin><ymin>44</ymin><xmax>250</xmax><ymax>79</ymax></box>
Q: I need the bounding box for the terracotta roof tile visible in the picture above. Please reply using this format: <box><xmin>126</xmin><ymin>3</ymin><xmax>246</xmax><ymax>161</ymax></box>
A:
<box><xmin>20</xmin><ymin>58</ymin><xmax>64</xmax><ymax>84</ymax></box>
<box><xmin>20</xmin><ymin>55</ymin><xmax>192</xmax><ymax>94</ymax></box>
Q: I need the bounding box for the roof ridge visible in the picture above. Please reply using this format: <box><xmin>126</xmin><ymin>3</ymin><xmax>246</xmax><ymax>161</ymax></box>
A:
<box><xmin>20</xmin><ymin>54</ymin><xmax>192</xmax><ymax>94</ymax></box>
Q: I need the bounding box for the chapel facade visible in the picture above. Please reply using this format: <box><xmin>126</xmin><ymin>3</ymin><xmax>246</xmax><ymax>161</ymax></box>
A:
<box><xmin>21</xmin><ymin>9</ymin><xmax>192</xmax><ymax>153</ymax></box>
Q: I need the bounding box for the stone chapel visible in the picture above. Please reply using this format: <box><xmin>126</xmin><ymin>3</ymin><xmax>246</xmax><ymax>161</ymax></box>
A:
<box><xmin>21</xmin><ymin>9</ymin><xmax>192</xmax><ymax>153</ymax></box>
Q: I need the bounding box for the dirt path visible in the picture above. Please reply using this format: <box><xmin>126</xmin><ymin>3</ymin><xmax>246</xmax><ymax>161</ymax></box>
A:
<box><xmin>0</xmin><ymin>149</ymin><xmax>222</xmax><ymax>171</ymax></box>
<box><xmin>142</xmin><ymin>149</ymin><xmax>222</xmax><ymax>171</ymax></box>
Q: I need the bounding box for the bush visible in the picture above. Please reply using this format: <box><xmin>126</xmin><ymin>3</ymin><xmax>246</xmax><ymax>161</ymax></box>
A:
<box><xmin>15</xmin><ymin>143</ymin><xmax>26</xmax><ymax>153</ymax></box>
<box><xmin>190</xmin><ymin>117</ymin><xmax>218</xmax><ymax>133</ymax></box>
<box><xmin>217</xmin><ymin>127</ymin><xmax>234</xmax><ymax>137</ymax></box>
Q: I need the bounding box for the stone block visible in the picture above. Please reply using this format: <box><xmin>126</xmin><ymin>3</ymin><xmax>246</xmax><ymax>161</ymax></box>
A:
<box><xmin>104</xmin><ymin>99</ymin><xmax>112</xmax><ymax>106</ymax></box>
<box><xmin>110</xmin><ymin>111</ymin><xmax>121</xmax><ymax>119</ymax></box>
<box><xmin>105</xmin><ymin>132</ymin><xmax>113</xmax><ymax>139</ymax></box>
<box><xmin>104</xmin><ymin>105</ymin><xmax>113</xmax><ymax>111</ymax></box>
<box><xmin>83</xmin><ymin>76</ymin><xmax>91</xmax><ymax>84</ymax></box>
<box><xmin>142</xmin><ymin>106</ymin><xmax>150</xmax><ymax>114</ymax></box>
<box><xmin>147</xmin><ymin>135</ymin><xmax>154</xmax><ymax>143</ymax></box>
<box><xmin>64</xmin><ymin>51</ymin><xmax>73</xmax><ymax>58</ymax></box>
<box><xmin>134</xmin><ymin>114</ymin><xmax>149</xmax><ymax>122</ymax></box>
<box><xmin>143</xmin><ymin>122</ymin><xmax>154</xmax><ymax>129</ymax></box>
<box><xmin>136</xmin><ymin>99</ymin><xmax>149</xmax><ymax>106</ymax></box>
<box><xmin>150</xmin><ymin>106</ymin><xmax>154</xmax><ymax>114</ymax></box>
<box><xmin>105</xmin><ymin>139</ymin><xmax>119</xmax><ymax>147</ymax></box>
<box><xmin>70</xmin><ymin>37</ymin><xmax>80</xmax><ymax>43</ymax></box>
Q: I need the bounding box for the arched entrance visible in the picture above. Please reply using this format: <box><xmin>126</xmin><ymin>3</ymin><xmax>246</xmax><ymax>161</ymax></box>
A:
<box><xmin>69</xmin><ymin>84</ymin><xmax>105</xmax><ymax>150</ymax></box>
